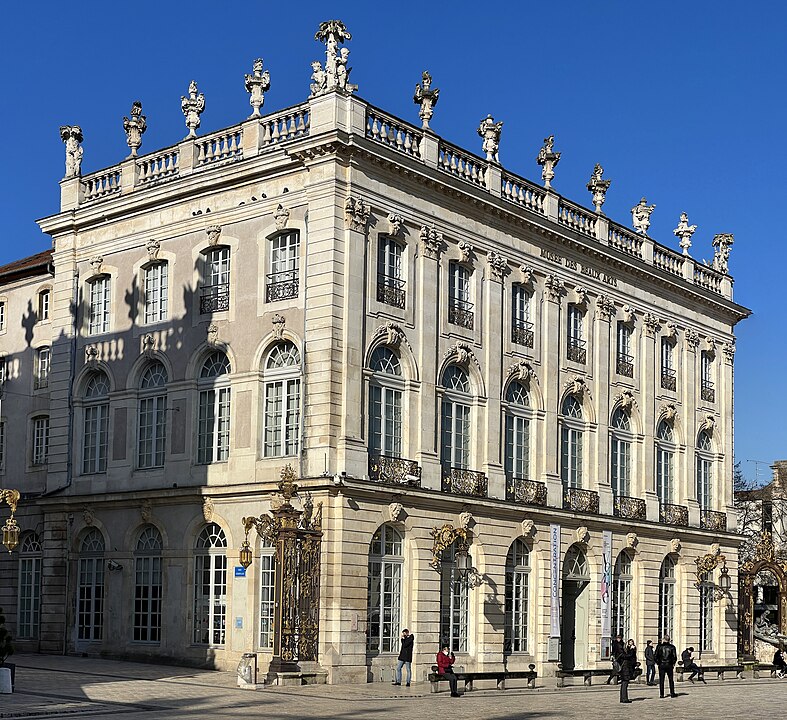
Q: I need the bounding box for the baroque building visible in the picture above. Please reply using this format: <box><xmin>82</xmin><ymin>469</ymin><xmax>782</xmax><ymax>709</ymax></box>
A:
<box><xmin>0</xmin><ymin>21</ymin><xmax>749</xmax><ymax>684</ymax></box>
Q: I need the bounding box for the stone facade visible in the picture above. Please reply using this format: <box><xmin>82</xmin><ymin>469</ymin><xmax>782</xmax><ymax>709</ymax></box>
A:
<box><xmin>0</xmin><ymin>23</ymin><xmax>749</xmax><ymax>684</ymax></box>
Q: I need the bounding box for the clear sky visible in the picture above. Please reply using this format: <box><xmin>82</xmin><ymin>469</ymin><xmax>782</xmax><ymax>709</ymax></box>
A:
<box><xmin>0</xmin><ymin>1</ymin><xmax>782</xmax><ymax>484</ymax></box>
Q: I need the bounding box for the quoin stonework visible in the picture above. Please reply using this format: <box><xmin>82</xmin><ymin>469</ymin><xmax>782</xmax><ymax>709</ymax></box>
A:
<box><xmin>0</xmin><ymin>20</ymin><xmax>749</xmax><ymax>685</ymax></box>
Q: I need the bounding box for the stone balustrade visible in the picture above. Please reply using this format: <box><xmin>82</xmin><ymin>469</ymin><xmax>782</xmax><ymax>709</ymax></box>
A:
<box><xmin>82</xmin><ymin>166</ymin><xmax>122</xmax><ymax>202</ymax></box>
<box><xmin>653</xmin><ymin>246</ymin><xmax>684</xmax><ymax>277</ymax></box>
<box><xmin>558</xmin><ymin>199</ymin><xmax>596</xmax><ymax>237</ymax></box>
<box><xmin>366</xmin><ymin>106</ymin><xmax>422</xmax><ymax>159</ymax></box>
<box><xmin>137</xmin><ymin>148</ymin><xmax>179</xmax><ymax>186</ymax></box>
<box><xmin>608</xmin><ymin>223</ymin><xmax>644</xmax><ymax>259</ymax></box>
<box><xmin>437</xmin><ymin>141</ymin><xmax>487</xmax><ymax>188</ymax></box>
<box><xmin>196</xmin><ymin>127</ymin><xmax>243</xmax><ymax>166</ymax></box>
<box><xmin>260</xmin><ymin>104</ymin><xmax>310</xmax><ymax>147</ymax></box>
<box><xmin>501</xmin><ymin>172</ymin><xmax>546</xmax><ymax>215</ymax></box>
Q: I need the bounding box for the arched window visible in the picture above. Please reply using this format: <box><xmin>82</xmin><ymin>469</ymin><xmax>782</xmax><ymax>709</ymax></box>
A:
<box><xmin>143</xmin><ymin>261</ymin><xmax>168</xmax><ymax>324</ymax></box>
<box><xmin>193</xmin><ymin>523</ymin><xmax>227</xmax><ymax>645</ymax></box>
<box><xmin>504</xmin><ymin>538</ymin><xmax>531</xmax><ymax>654</ymax></box>
<box><xmin>18</xmin><ymin>533</ymin><xmax>42</xmax><ymax>639</ymax></box>
<box><xmin>134</xmin><ymin>526</ymin><xmax>163</xmax><ymax>643</ymax></box>
<box><xmin>440</xmin><ymin>541</ymin><xmax>469</xmax><ymax>652</ymax></box>
<box><xmin>441</xmin><ymin>366</ymin><xmax>471</xmax><ymax>470</ymax></box>
<box><xmin>560</xmin><ymin>396</ymin><xmax>583</xmax><ymax>488</ymax></box>
<box><xmin>88</xmin><ymin>275</ymin><xmax>111</xmax><ymax>335</ymax></box>
<box><xmin>198</xmin><ymin>352</ymin><xmax>231</xmax><ymax>464</ymax></box>
<box><xmin>504</xmin><ymin>381</ymin><xmax>531</xmax><ymax>480</ymax></box>
<box><xmin>369</xmin><ymin>347</ymin><xmax>403</xmax><ymax>459</ymax></box>
<box><xmin>612</xmin><ymin>552</ymin><xmax>633</xmax><ymax>638</ymax></box>
<box><xmin>77</xmin><ymin>528</ymin><xmax>105</xmax><ymax>641</ymax></box>
<box><xmin>138</xmin><ymin>362</ymin><xmax>167</xmax><ymax>469</ymax></box>
<box><xmin>610</xmin><ymin>407</ymin><xmax>632</xmax><ymax>498</ymax></box>
<box><xmin>83</xmin><ymin>372</ymin><xmax>110</xmax><ymax>474</ymax></box>
<box><xmin>659</xmin><ymin>556</ymin><xmax>676</xmax><ymax>640</ymax></box>
<box><xmin>258</xmin><ymin>537</ymin><xmax>276</xmax><ymax>650</ymax></box>
<box><xmin>263</xmin><ymin>342</ymin><xmax>301</xmax><ymax>458</ymax></box>
<box><xmin>696</xmin><ymin>430</ymin><xmax>713</xmax><ymax>510</ymax></box>
<box><xmin>366</xmin><ymin>524</ymin><xmax>404</xmax><ymax>654</ymax></box>
<box><xmin>564</xmin><ymin>545</ymin><xmax>589</xmax><ymax>580</ymax></box>
<box><xmin>656</xmin><ymin>420</ymin><xmax>675</xmax><ymax>505</ymax></box>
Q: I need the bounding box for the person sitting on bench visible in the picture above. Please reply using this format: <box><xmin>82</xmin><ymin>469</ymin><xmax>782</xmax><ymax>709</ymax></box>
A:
<box><xmin>774</xmin><ymin>648</ymin><xmax>787</xmax><ymax>678</ymax></box>
<box><xmin>436</xmin><ymin>645</ymin><xmax>460</xmax><ymax>697</ymax></box>
<box><xmin>681</xmin><ymin>647</ymin><xmax>705</xmax><ymax>683</ymax></box>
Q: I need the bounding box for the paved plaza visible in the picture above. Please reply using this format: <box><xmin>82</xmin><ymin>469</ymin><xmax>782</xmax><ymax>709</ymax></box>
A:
<box><xmin>0</xmin><ymin>654</ymin><xmax>779</xmax><ymax>719</ymax></box>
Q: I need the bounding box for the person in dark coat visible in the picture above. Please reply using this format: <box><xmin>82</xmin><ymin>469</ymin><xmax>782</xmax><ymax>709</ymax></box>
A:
<box><xmin>681</xmin><ymin>647</ymin><xmax>705</xmax><ymax>683</ymax></box>
<box><xmin>654</xmin><ymin>634</ymin><xmax>678</xmax><ymax>698</ymax></box>
<box><xmin>606</xmin><ymin>634</ymin><xmax>624</xmax><ymax>684</ymax></box>
<box><xmin>619</xmin><ymin>639</ymin><xmax>637</xmax><ymax>703</ymax></box>
<box><xmin>393</xmin><ymin>629</ymin><xmax>414</xmax><ymax>686</ymax></box>
<box><xmin>436</xmin><ymin>645</ymin><xmax>460</xmax><ymax>697</ymax></box>
<box><xmin>773</xmin><ymin>647</ymin><xmax>787</xmax><ymax>678</ymax></box>
<box><xmin>644</xmin><ymin>639</ymin><xmax>656</xmax><ymax>685</ymax></box>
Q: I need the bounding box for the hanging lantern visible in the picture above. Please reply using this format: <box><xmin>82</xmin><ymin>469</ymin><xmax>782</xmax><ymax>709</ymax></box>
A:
<box><xmin>2</xmin><ymin>516</ymin><xmax>19</xmax><ymax>553</ymax></box>
<box><xmin>239</xmin><ymin>539</ymin><xmax>253</xmax><ymax>569</ymax></box>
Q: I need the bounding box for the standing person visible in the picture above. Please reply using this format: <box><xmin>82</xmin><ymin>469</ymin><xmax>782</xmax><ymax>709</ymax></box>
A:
<box><xmin>644</xmin><ymin>640</ymin><xmax>656</xmax><ymax>685</ymax></box>
<box><xmin>436</xmin><ymin>645</ymin><xmax>460</xmax><ymax>697</ymax></box>
<box><xmin>606</xmin><ymin>634</ymin><xmax>624</xmax><ymax>684</ymax></box>
<box><xmin>619</xmin><ymin>639</ymin><xmax>637</xmax><ymax>703</ymax></box>
<box><xmin>393</xmin><ymin>629</ymin><xmax>414</xmax><ymax>686</ymax></box>
<box><xmin>681</xmin><ymin>647</ymin><xmax>706</xmax><ymax>683</ymax></box>
<box><xmin>654</xmin><ymin>634</ymin><xmax>678</xmax><ymax>698</ymax></box>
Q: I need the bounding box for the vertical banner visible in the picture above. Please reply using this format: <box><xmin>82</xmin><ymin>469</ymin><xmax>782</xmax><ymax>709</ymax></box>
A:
<box><xmin>550</xmin><ymin>523</ymin><xmax>561</xmax><ymax>638</ymax></box>
<box><xmin>600</xmin><ymin>529</ymin><xmax>613</xmax><ymax>659</ymax></box>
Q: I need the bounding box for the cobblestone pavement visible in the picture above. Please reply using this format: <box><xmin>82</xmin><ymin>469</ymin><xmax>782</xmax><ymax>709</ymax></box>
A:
<box><xmin>0</xmin><ymin>654</ymin><xmax>779</xmax><ymax>719</ymax></box>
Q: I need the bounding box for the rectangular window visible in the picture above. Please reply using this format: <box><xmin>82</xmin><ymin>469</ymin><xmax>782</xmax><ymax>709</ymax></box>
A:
<box><xmin>264</xmin><ymin>379</ymin><xmax>301</xmax><ymax>457</ymax></box>
<box><xmin>144</xmin><ymin>263</ymin><xmax>169</xmax><ymax>324</ymax></box>
<box><xmin>656</xmin><ymin>448</ymin><xmax>674</xmax><ymax>505</ymax></box>
<box><xmin>504</xmin><ymin>566</ymin><xmax>530</xmax><ymax>653</ymax></box>
<box><xmin>267</xmin><ymin>232</ymin><xmax>300</xmax><ymax>302</ymax></box>
<box><xmin>83</xmin><ymin>404</ymin><xmax>109</xmax><ymax>474</ymax></box>
<box><xmin>377</xmin><ymin>237</ymin><xmax>405</xmax><ymax>309</ymax></box>
<box><xmin>696</xmin><ymin>456</ymin><xmax>712</xmax><ymax>510</ymax></box>
<box><xmin>441</xmin><ymin>400</ymin><xmax>470</xmax><ymax>469</ymax></box>
<box><xmin>193</xmin><ymin>553</ymin><xmax>227</xmax><ymax>645</ymax></box>
<box><xmin>138</xmin><ymin>395</ymin><xmax>166</xmax><ymax>469</ymax></box>
<box><xmin>610</xmin><ymin>437</ymin><xmax>631</xmax><ymax>496</ymax></box>
<box><xmin>35</xmin><ymin>346</ymin><xmax>50</xmax><ymax>389</ymax></box>
<box><xmin>440</xmin><ymin>563</ymin><xmax>469</xmax><ymax>652</ymax></box>
<box><xmin>0</xmin><ymin>300</ymin><xmax>5</xmax><ymax>331</ymax></box>
<box><xmin>369</xmin><ymin>385</ymin><xmax>402</xmax><ymax>458</ymax></box>
<box><xmin>567</xmin><ymin>305</ymin><xmax>586</xmax><ymax>363</ymax></box>
<box><xmin>616</xmin><ymin>323</ymin><xmax>633</xmax><ymax>377</ymax></box>
<box><xmin>39</xmin><ymin>290</ymin><xmax>50</xmax><ymax>321</ymax></box>
<box><xmin>77</xmin><ymin>556</ymin><xmax>104</xmax><ymax>641</ymax></box>
<box><xmin>32</xmin><ymin>417</ymin><xmax>49</xmax><ymax>465</ymax></box>
<box><xmin>448</xmin><ymin>262</ymin><xmax>473</xmax><ymax>329</ymax></box>
<box><xmin>701</xmin><ymin>351</ymin><xmax>715</xmax><ymax>402</ymax></box>
<box><xmin>198</xmin><ymin>388</ymin><xmax>231</xmax><ymax>463</ymax></box>
<box><xmin>88</xmin><ymin>276</ymin><xmax>111</xmax><ymax>335</ymax></box>
<box><xmin>505</xmin><ymin>415</ymin><xmax>530</xmax><ymax>479</ymax></box>
<box><xmin>18</xmin><ymin>555</ymin><xmax>42</xmax><ymax>639</ymax></box>
<box><xmin>511</xmin><ymin>285</ymin><xmax>533</xmax><ymax>347</ymax></box>
<box><xmin>0</xmin><ymin>421</ymin><xmax>4</xmax><ymax>472</ymax></box>
<box><xmin>661</xmin><ymin>339</ymin><xmax>676</xmax><ymax>391</ymax></box>
<box><xmin>200</xmin><ymin>248</ymin><xmax>231</xmax><ymax>314</ymax></box>
<box><xmin>258</xmin><ymin>552</ymin><xmax>276</xmax><ymax>649</ymax></box>
<box><xmin>133</xmin><ymin>555</ymin><xmax>162</xmax><ymax>642</ymax></box>
<box><xmin>0</xmin><ymin>356</ymin><xmax>5</xmax><ymax>385</ymax></box>
<box><xmin>366</xmin><ymin>558</ymin><xmax>403</xmax><ymax>653</ymax></box>
<box><xmin>561</xmin><ymin>425</ymin><xmax>583</xmax><ymax>488</ymax></box>
<box><xmin>764</xmin><ymin>501</ymin><xmax>774</xmax><ymax>534</ymax></box>
<box><xmin>699</xmin><ymin>583</ymin><xmax>714</xmax><ymax>652</ymax></box>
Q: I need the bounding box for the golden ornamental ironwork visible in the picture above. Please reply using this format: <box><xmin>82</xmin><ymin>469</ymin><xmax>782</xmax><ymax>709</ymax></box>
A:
<box><xmin>1</xmin><ymin>489</ymin><xmax>21</xmax><ymax>552</ymax></box>
<box><xmin>278</xmin><ymin>464</ymin><xmax>299</xmax><ymax>502</ymax></box>
<box><xmin>694</xmin><ymin>551</ymin><xmax>727</xmax><ymax>588</ymax></box>
<box><xmin>429</xmin><ymin>524</ymin><xmax>468</xmax><ymax>570</ymax></box>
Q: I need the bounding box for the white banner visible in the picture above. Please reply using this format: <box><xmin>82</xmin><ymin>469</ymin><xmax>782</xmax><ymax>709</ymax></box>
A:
<box><xmin>550</xmin><ymin>523</ymin><xmax>561</xmax><ymax>638</ymax></box>
<box><xmin>600</xmin><ymin>529</ymin><xmax>613</xmax><ymax>658</ymax></box>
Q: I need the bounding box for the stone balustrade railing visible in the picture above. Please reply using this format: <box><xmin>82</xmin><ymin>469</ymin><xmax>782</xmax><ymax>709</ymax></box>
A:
<box><xmin>653</xmin><ymin>246</ymin><xmax>684</xmax><ymax>277</ymax></box>
<box><xmin>196</xmin><ymin>127</ymin><xmax>243</xmax><ymax>166</ymax></box>
<box><xmin>437</xmin><ymin>141</ymin><xmax>487</xmax><ymax>188</ymax></box>
<box><xmin>608</xmin><ymin>223</ymin><xmax>644</xmax><ymax>259</ymax></box>
<box><xmin>558</xmin><ymin>199</ymin><xmax>597</xmax><ymax>237</ymax></box>
<box><xmin>82</xmin><ymin>166</ymin><xmax>122</xmax><ymax>202</ymax></box>
<box><xmin>366</xmin><ymin>106</ymin><xmax>422</xmax><ymax>159</ymax></box>
<box><xmin>260</xmin><ymin>104</ymin><xmax>310</xmax><ymax>147</ymax></box>
<box><xmin>137</xmin><ymin>148</ymin><xmax>180</xmax><ymax>186</ymax></box>
<box><xmin>501</xmin><ymin>172</ymin><xmax>546</xmax><ymax>215</ymax></box>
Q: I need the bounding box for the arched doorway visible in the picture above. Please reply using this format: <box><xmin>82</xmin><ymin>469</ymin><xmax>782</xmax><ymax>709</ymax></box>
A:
<box><xmin>562</xmin><ymin>544</ymin><xmax>590</xmax><ymax>669</ymax></box>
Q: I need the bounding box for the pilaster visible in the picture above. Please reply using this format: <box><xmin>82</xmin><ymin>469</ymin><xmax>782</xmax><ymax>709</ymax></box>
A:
<box><xmin>540</xmin><ymin>282</ymin><xmax>562</xmax><ymax>505</ymax></box>
<box><xmin>593</xmin><ymin>307</ymin><xmax>612</xmax><ymax>516</ymax></box>
<box><xmin>641</xmin><ymin>322</ymin><xmax>658</xmax><ymax>520</ymax></box>
<box><xmin>483</xmin><ymin>264</ymin><xmax>505</xmax><ymax>499</ymax></box>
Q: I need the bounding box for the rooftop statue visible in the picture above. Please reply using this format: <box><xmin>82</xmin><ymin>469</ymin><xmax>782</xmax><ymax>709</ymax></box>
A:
<box><xmin>414</xmin><ymin>71</ymin><xmax>439</xmax><ymax>130</ymax></box>
<box><xmin>59</xmin><ymin>125</ymin><xmax>84</xmax><ymax>179</ymax></box>
<box><xmin>712</xmin><ymin>233</ymin><xmax>734</xmax><ymax>274</ymax></box>
<box><xmin>477</xmin><ymin>115</ymin><xmax>503</xmax><ymax>163</ymax></box>
<box><xmin>123</xmin><ymin>101</ymin><xmax>147</xmax><ymax>158</ymax></box>
<box><xmin>310</xmin><ymin>20</ymin><xmax>356</xmax><ymax>96</ymax></box>
<box><xmin>586</xmin><ymin>163</ymin><xmax>611</xmax><ymax>214</ymax></box>
<box><xmin>181</xmin><ymin>80</ymin><xmax>205</xmax><ymax>139</ymax></box>
<box><xmin>673</xmin><ymin>212</ymin><xmax>697</xmax><ymax>256</ymax></box>
<box><xmin>244</xmin><ymin>58</ymin><xmax>271</xmax><ymax>118</ymax></box>
<box><xmin>536</xmin><ymin>135</ymin><xmax>560</xmax><ymax>189</ymax></box>
<box><xmin>631</xmin><ymin>197</ymin><xmax>656</xmax><ymax>235</ymax></box>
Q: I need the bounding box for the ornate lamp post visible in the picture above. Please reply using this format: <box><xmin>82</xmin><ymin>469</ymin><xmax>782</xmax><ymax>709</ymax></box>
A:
<box><xmin>1</xmin><ymin>489</ymin><xmax>20</xmax><ymax>552</ymax></box>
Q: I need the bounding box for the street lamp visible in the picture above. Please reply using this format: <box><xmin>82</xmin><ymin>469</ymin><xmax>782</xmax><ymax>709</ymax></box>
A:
<box><xmin>454</xmin><ymin>539</ymin><xmax>471</xmax><ymax>579</ymax></box>
<box><xmin>239</xmin><ymin>538</ymin><xmax>253</xmax><ymax>569</ymax></box>
<box><xmin>717</xmin><ymin>562</ymin><xmax>732</xmax><ymax>601</ymax></box>
<box><xmin>1</xmin><ymin>489</ymin><xmax>20</xmax><ymax>553</ymax></box>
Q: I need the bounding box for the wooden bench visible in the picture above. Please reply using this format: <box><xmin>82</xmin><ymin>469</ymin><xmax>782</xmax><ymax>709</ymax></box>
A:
<box><xmin>428</xmin><ymin>664</ymin><xmax>537</xmax><ymax>693</ymax></box>
<box><xmin>675</xmin><ymin>661</ymin><xmax>743</xmax><ymax>681</ymax></box>
<box><xmin>555</xmin><ymin>668</ymin><xmax>616</xmax><ymax>687</ymax></box>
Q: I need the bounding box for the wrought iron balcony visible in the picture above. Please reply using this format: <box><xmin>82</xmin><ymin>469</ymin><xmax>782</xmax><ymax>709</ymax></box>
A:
<box><xmin>563</xmin><ymin>487</ymin><xmax>599</xmax><ymax>514</ymax></box>
<box><xmin>700</xmin><ymin>509</ymin><xmax>727</xmax><ymax>531</ymax></box>
<box><xmin>661</xmin><ymin>368</ymin><xmax>676</xmax><ymax>391</ymax></box>
<box><xmin>614</xmin><ymin>494</ymin><xmax>646</xmax><ymax>520</ymax></box>
<box><xmin>660</xmin><ymin>502</ymin><xmax>689</xmax><ymax>527</ymax></box>
<box><xmin>506</xmin><ymin>477</ymin><xmax>547</xmax><ymax>506</ymax></box>
<box><xmin>616</xmin><ymin>353</ymin><xmax>634</xmax><ymax>378</ymax></box>
<box><xmin>441</xmin><ymin>467</ymin><xmax>487</xmax><ymax>498</ymax></box>
<box><xmin>266</xmin><ymin>270</ymin><xmax>299</xmax><ymax>302</ymax></box>
<box><xmin>448</xmin><ymin>299</ymin><xmax>474</xmax><ymax>329</ymax></box>
<box><xmin>701</xmin><ymin>382</ymin><xmax>715</xmax><ymax>403</ymax></box>
<box><xmin>567</xmin><ymin>339</ymin><xmax>586</xmax><ymax>364</ymax></box>
<box><xmin>368</xmin><ymin>454</ymin><xmax>421</xmax><ymax>487</ymax></box>
<box><xmin>376</xmin><ymin>274</ymin><xmax>406</xmax><ymax>309</ymax></box>
<box><xmin>512</xmin><ymin>320</ymin><xmax>534</xmax><ymax>348</ymax></box>
<box><xmin>199</xmin><ymin>283</ymin><xmax>230</xmax><ymax>313</ymax></box>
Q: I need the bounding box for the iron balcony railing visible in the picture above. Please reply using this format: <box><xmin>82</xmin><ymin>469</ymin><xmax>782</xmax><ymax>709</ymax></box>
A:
<box><xmin>266</xmin><ymin>270</ymin><xmax>299</xmax><ymax>302</ymax></box>
<box><xmin>661</xmin><ymin>368</ymin><xmax>676</xmax><ymax>391</ymax></box>
<box><xmin>700</xmin><ymin>509</ymin><xmax>727</xmax><ymax>531</ymax></box>
<box><xmin>701</xmin><ymin>381</ymin><xmax>715</xmax><ymax>403</ymax></box>
<box><xmin>199</xmin><ymin>283</ymin><xmax>230</xmax><ymax>313</ymax></box>
<box><xmin>448</xmin><ymin>298</ymin><xmax>474</xmax><ymax>329</ymax></box>
<box><xmin>368</xmin><ymin>454</ymin><xmax>421</xmax><ymax>487</ymax></box>
<box><xmin>616</xmin><ymin>353</ymin><xmax>634</xmax><ymax>378</ymax></box>
<box><xmin>512</xmin><ymin>320</ymin><xmax>534</xmax><ymax>348</ymax></box>
<box><xmin>614</xmin><ymin>494</ymin><xmax>646</xmax><ymax>520</ymax></box>
<box><xmin>441</xmin><ymin>466</ymin><xmax>487</xmax><ymax>498</ymax></box>
<box><xmin>506</xmin><ymin>477</ymin><xmax>547</xmax><ymax>506</ymax></box>
<box><xmin>567</xmin><ymin>338</ymin><xmax>586</xmax><ymax>364</ymax></box>
<box><xmin>376</xmin><ymin>274</ymin><xmax>406</xmax><ymax>309</ymax></box>
<box><xmin>660</xmin><ymin>502</ymin><xmax>689</xmax><ymax>527</ymax></box>
<box><xmin>563</xmin><ymin>487</ymin><xmax>599</xmax><ymax>514</ymax></box>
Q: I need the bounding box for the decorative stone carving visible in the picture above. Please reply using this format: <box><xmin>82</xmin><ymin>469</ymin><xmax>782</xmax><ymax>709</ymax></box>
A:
<box><xmin>536</xmin><ymin>135</ymin><xmax>560</xmax><ymax>189</ymax></box>
<box><xmin>387</xmin><ymin>213</ymin><xmax>404</xmax><ymax>236</ymax></box>
<box><xmin>141</xmin><ymin>499</ymin><xmax>152</xmax><ymax>523</ymax></box>
<box><xmin>419</xmin><ymin>224</ymin><xmax>443</xmax><ymax>259</ymax></box>
<box><xmin>145</xmin><ymin>239</ymin><xmax>160</xmax><ymax>261</ymax></box>
<box><xmin>413</xmin><ymin>71</ymin><xmax>439</xmax><ymax>129</ymax></box>
<box><xmin>123</xmin><ymin>101</ymin><xmax>147</xmax><ymax>158</ymax></box>
<box><xmin>443</xmin><ymin>341</ymin><xmax>479</xmax><ymax>368</ymax></box>
<box><xmin>181</xmin><ymin>81</ymin><xmax>205</xmax><ymax>139</ymax></box>
<box><xmin>702</xmin><ymin>414</ymin><xmax>716</xmax><ymax>434</ymax></box>
<box><xmin>587</xmin><ymin>164</ymin><xmax>611</xmax><ymax>214</ymax></box>
<box><xmin>673</xmin><ymin>212</ymin><xmax>697</xmax><ymax>256</ymax></box>
<box><xmin>244</xmin><ymin>58</ymin><xmax>271</xmax><ymax>118</ymax></box>
<box><xmin>565</xmin><ymin>375</ymin><xmax>587</xmax><ymax>397</ymax></box>
<box><xmin>141</xmin><ymin>334</ymin><xmax>155</xmax><ymax>355</ymax></box>
<box><xmin>614</xmin><ymin>390</ymin><xmax>636</xmax><ymax>411</ymax></box>
<box><xmin>373</xmin><ymin>321</ymin><xmax>407</xmax><ymax>348</ymax></box>
<box><xmin>643</xmin><ymin>312</ymin><xmax>660</xmax><ymax>336</ymax></box>
<box><xmin>89</xmin><ymin>256</ymin><xmax>104</xmax><ymax>275</ymax></box>
<box><xmin>202</xmin><ymin>496</ymin><xmax>214</xmax><ymax>522</ymax></box>
<box><xmin>704</xmin><ymin>337</ymin><xmax>717</xmax><ymax>354</ymax></box>
<box><xmin>60</xmin><ymin>125</ymin><xmax>84</xmax><ymax>178</ymax></box>
<box><xmin>712</xmin><ymin>233</ymin><xmax>734</xmax><ymax>274</ymax></box>
<box><xmin>519</xmin><ymin>264</ymin><xmax>535</xmax><ymax>285</ymax></box>
<box><xmin>274</xmin><ymin>204</ymin><xmax>290</xmax><ymax>230</ymax></box>
<box><xmin>311</xmin><ymin>20</ymin><xmax>356</xmax><ymax>96</ymax></box>
<box><xmin>621</xmin><ymin>304</ymin><xmax>635</xmax><ymax>324</ymax></box>
<box><xmin>477</xmin><ymin>115</ymin><xmax>503</xmax><ymax>162</ymax></box>
<box><xmin>722</xmin><ymin>340</ymin><xmax>735</xmax><ymax>363</ymax></box>
<box><xmin>626</xmin><ymin>532</ymin><xmax>639</xmax><ymax>549</ymax></box>
<box><xmin>207</xmin><ymin>323</ymin><xmax>219</xmax><ymax>346</ymax></box>
<box><xmin>344</xmin><ymin>196</ymin><xmax>370</xmax><ymax>232</ymax></box>
<box><xmin>631</xmin><ymin>197</ymin><xmax>656</xmax><ymax>235</ymax></box>
<box><xmin>660</xmin><ymin>403</ymin><xmax>677</xmax><ymax>423</ymax></box>
<box><xmin>457</xmin><ymin>240</ymin><xmax>474</xmax><ymax>264</ymax></box>
<box><xmin>684</xmin><ymin>328</ymin><xmax>700</xmax><ymax>348</ymax></box>
<box><xmin>664</xmin><ymin>321</ymin><xmax>677</xmax><ymax>340</ymax></box>
<box><xmin>388</xmin><ymin>502</ymin><xmax>404</xmax><ymax>523</ymax></box>
<box><xmin>573</xmin><ymin>286</ymin><xmax>588</xmax><ymax>306</ymax></box>
<box><xmin>508</xmin><ymin>360</ymin><xmax>536</xmax><ymax>381</ymax></box>
<box><xmin>669</xmin><ymin>537</ymin><xmax>682</xmax><ymax>554</ymax></box>
<box><xmin>458</xmin><ymin>511</ymin><xmax>474</xmax><ymax>530</ymax></box>
<box><xmin>85</xmin><ymin>345</ymin><xmax>99</xmax><ymax>365</ymax></box>
<box><xmin>595</xmin><ymin>294</ymin><xmax>616</xmax><ymax>321</ymax></box>
<box><xmin>271</xmin><ymin>314</ymin><xmax>286</xmax><ymax>339</ymax></box>
<box><xmin>83</xmin><ymin>506</ymin><xmax>94</xmax><ymax>526</ymax></box>
<box><xmin>521</xmin><ymin>518</ymin><xmax>535</xmax><ymax>537</ymax></box>
<box><xmin>206</xmin><ymin>225</ymin><xmax>222</xmax><ymax>246</ymax></box>
<box><xmin>710</xmin><ymin>542</ymin><xmax>721</xmax><ymax>557</ymax></box>
<box><xmin>575</xmin><ymin>526</ymin><xmax>589</xmax><ymax>544</ymax></box>
<box><xmin>544</xmin><ymin>273</ymin><xmax>564</xmax><ymax>302</ymax></box>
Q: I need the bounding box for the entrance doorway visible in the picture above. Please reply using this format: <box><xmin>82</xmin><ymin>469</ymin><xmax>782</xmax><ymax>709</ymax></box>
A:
<box><xmin>562</xmin><ymin>544</ymin><xmax>590</xmax><ymax>669</ymax></box>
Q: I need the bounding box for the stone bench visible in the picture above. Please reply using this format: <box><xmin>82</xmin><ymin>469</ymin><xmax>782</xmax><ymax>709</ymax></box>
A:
<box><xmin>753</xmin><ymin>663</ymin><xmax>782</xmax><ymax>678</ymax></box>
<box><xmin>675</xmin><ymin>661</ymin><xmax>743</xmax><ymax>681</ymax></box>
<box><xmin>555</xmin><ymin>668</ymin><xmax>616</xmax><ymax>687</ymax></box>
<box><xmin>428</xmin><ymin>664</ymin><xmax>537</xmax><ymax>693</ymax></box>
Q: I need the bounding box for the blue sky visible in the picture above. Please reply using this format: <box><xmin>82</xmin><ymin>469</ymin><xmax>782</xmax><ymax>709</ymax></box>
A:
<box><xmin>1</xmin><ymin>2</ymin><xmax>782</xmax><ymax>483</ymax></box>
